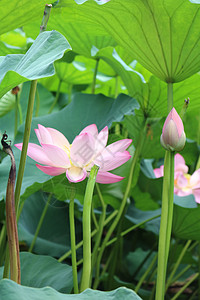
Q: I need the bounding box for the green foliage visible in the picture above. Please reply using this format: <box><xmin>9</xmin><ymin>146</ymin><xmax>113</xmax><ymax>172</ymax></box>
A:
<box><xmin>0</xmin><ymin>1</ymin><xmax>200</xmax><ymax>298</ymax></box>
<box><xmin>0</xmin><ymin>279</ymin><xmax>142</xmax><ymax>300</ymax></box>
<box><xmin>0</xmin><ymin>31</ymin><xmax>70</xmax><ymax>98</ymax></box>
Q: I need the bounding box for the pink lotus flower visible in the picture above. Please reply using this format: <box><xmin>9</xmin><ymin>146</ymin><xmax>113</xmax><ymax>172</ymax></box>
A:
<box><xmin>160</xmin><ymin>108</ymin><xmax>186</xmax><ymax>152</ymax></box>
<box><xmin>15</xmin><ymin>124</ymin><xmax>132</xmax><ymax>184</ymax></box>
<box><xmin>154</xmin><ymin>154</ymin><xmax>200</xmax><ymax>203</ymax></box>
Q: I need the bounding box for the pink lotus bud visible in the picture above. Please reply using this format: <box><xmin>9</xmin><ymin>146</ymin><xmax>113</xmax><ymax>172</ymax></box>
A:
<box><xmin>160</xmin><ymin>108</ymin><xmax>186</xmax><ymax>152</ymax></box>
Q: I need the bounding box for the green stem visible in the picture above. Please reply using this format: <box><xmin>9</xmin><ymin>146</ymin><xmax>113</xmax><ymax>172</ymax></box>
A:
<box><xmin>155</xmin><ymin>151</ymin><xmax>170</xmax><ymax>300</ymax></box>
<box><xmin>40</xmin><ymin>4</ymin><xmax>52</xmax><ymax>33</ymax></box>
<box><xmin>171</xmin><ymin>273</ymin><xmax>199</xmax><ymax>300</ymax></box>
<box><xmin>155</xmin><ymin>82</ymin><xmax>174</xmax><ymax>300</ymax></box>
<box><xmin>166</xmin><ymin>240</ymin><xmax>192</xmax><ymax>291</ymax></box>
<box><xmin>106</xmin><ymin>214</ymin><xmax>160</xmax><ymax>248</ymax></box>
<box><xmin>3</xmin><ymin>244</ymin><xmax>10</xmax><ymax>279</ymax></box>
<box><xmin>167</xmin><ymin>82</ymin><xmax>173</xmax><ymax>112</ymax></box>
<box><xmin>91</xmin><ymin>202</ymin><xmax>99</xmax><ymax>229</ymax></box>
<box><xmin>14</xmin><ymin>94</ymin><xmax>18</xmax><ymax>137</ymax></box>
<box><xmin>80</xmin><ymin>165</ymin><xmax>99</xmax><ymax>292</ymax></box>
<box><xmin>135</xmin><ymin>254</ymin><xmax>157</xmax><ymax>293</ymax></box>
<box><xmin>171</xmin><ymin>265</ymin><xmax>191</xmax><ymax>284</ymax></box>
<box><xmin>198</xmin><ymin>242</ymin><xmax>200</xmax><ymax>300</ymax></box>
<box><xmin>114</xmin><ymin>76</ymin><xmax>119</xmax><ymax>98</ymax></box>
<box><xmin>28</xmin><ymin>194</ymin><xmax>52</xmax><ymax>253</ymax></box>
<box><xmin>91</xmin><ymin>59</ymin><xmax>99</xmax><ymax>94</ymax></box>
<box><xmin>35</xmin><ymin>88</ymin><xmax>40</xmax><ymax>117</ymax></box>
<box><xmin>69</xmin><ymin>184</ymin><xmax>79</xmax><ymax>294</ymax></box>
<box><xmin>48</xmin><ymin>79</ymin><xmax>62</xmax><ymax>114</ymax></box>
<box><xmin>0</xmin><ymin>224</ymin><xmax>7</xmax><ymax>266</ymax></box>
<box><xmin>58</xmin><ymin>210</ymin><xmax>118</xmax><ymax>263</ymax></box>
<box><xmin>15</xmin><ymin>80</ymin><xmax>37</xmax><ymax>215</ymax></box>
<box><xmin>90</xmin><ymin>184</ymin><xmax>107</xmax><ymax>285</ymax></box>
<box><xmin>164</xmin><ymin>151</ymin><xmax>175</xmax><ymax>273</ymax></box>
<box><xmin>93</xmin><ymin>127</ymin><xmax>146</xmax><ymax>289</ymax></box>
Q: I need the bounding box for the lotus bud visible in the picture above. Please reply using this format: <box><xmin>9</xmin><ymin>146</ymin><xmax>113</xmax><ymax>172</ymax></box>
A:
<box><xmin>160</xmin><ymin>108</ymin><xmax>186</xmax><ymax>152</ymax></box>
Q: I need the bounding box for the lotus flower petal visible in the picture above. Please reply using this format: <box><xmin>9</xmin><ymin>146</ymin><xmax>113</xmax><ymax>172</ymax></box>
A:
<box><xmin>66</xmin><ymin>167</ymin><xmax>87</xmax><ymax>182</ymax></box>
<box><xmin>46</xmin><ymin>127</ymin><xmax>70</xmax><ymax>150</ymax></box>
<box><xmin>15</xmin><ymin>124</ymin><xmax>132</xmax><ymax>184</ymax></box>
<box><xmin>36</xmin><ymin>124</ymin><xmax>53</xmax><ymax>144</ymax></box>
<box><xmin>79</xmin><ymin>124</ymin><xmax>98</xmax><ymax>136</ymax></box>
<box><xmin>15</xmin><ymin>143</ymin><xmax>52</xmax><ymax>165</ymax></box>
<box><xmin>95</xmin><ymin>171</ymin><xmax>124</xmax><ymax>184</ymax></box>
<box><xmin>95</xmin><ymin>151</ymin><xmax>131</xmax><ymax>172</ymax></box>
<box><xmin>36</xmin><ymin>164</ymin><xmax>67</xmax><ymax>176</ymax></box>
<box><xmin>41</xmin><ymin>143</ymin><xmax>71</xmax><ymax>168</ymax></box>
<box><xmin>70</xmin><ymin>133</ymin><xmax>95</xmax><ymax>167</ymax></box>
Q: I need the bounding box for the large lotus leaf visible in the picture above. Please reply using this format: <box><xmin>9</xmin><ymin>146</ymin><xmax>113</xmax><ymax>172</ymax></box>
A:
<box><xmin>24</xmin><ymin>18</ymin><xmax>117</xmax><ymax>58</ymax></box>
<box><xmin>20</xmin><ymin>252</ymin><xmax>73</xmax><ymax>293</ymax></box>
<box><xmin>18</xmin><ymin>191</ymin><xmax>83</xmax><ymax>257</ymax></box>
<box><xmin>0</xmin><ymin>42</ymin><xmax>25</xmax><ymax>56</ymax></box>
<box><xmin>0</xmin><ymin>252</ymin><xmax>73</xmax><ymax>292</ymax></box>
<box><xmin>55</xmin><ymin>61</ymin><xmax>94</xmax><ymax>85</ymax></box>
<box><xmin>20</xmin><ymin>82</ymin><xmax>58</xmax><ymax>119</ymax></box>
<box><xmin>0</xmin><ymin>91</ymin><xmax>16</xmax><ymax>117</ymax></box>
<box><xmin>0</xmin><ymin>93</ymin><xmax>139</xmax><ymax>201</ymax></box>
<box><xmin>0</xmin><ymin>30</ymin><xmax>70</xmax><ymax>98</ymax></box>
<box><xmin>125</xmin><ymin>205</ymin><xmax>161</xmax><ymax>236</ymax></box>
<box><xmin>0</xmin><ymin>279</ymin><xmax>142</xmax><ymax>300</ymax></box>
<box><xmin>0</xmin><ymin>0</ymin><xmax>46</xmax><ymax>36</ymax></box>
<box><xmin>88</xmin><ymin>47</ymin><xmax>200</xmax><ymax>118</ymax></box>
<box><xmin>54</xmin><ymin>0</ymin><xmax>200</xmax><ymax>83</ymax></box>
<box><xmin>172</xmin><ymin>195</ymin><xmax>200</xmax><ymax>240</ymax></box>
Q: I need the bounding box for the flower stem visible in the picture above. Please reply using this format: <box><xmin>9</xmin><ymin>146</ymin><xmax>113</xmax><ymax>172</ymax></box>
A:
<box><xmin>165</xmin><ymin>150</ymin><xmax>175</xmax><ymax>268</ymax></box>
<box><xmin>155</xmin><ymin>151</ymin><xmax>170</xmax><ymax>300</ymax></box>
<box><xmin>135</xmin><ymin>254</ymin><xmax>157</xmax><ymax>293</ymax></box>
<box><xmin>171</xmin><ymin>273</ymin><xmax>199</xmax><ymax>300</ymax></box>
<box><xmin>28</xmin><ymin>194</ymin><xmax>52</xmax><ymax>253</ymax></box>
<box><xmin>40</xmin><ymin>4</ymin><xmax>52</xmax><ymax>33</ymax></box>
<box><xmin>3</xmin><ymin>244</ymin><xmax>10</xmax><ymax>279</ymax></box>
<box><xmin>155</xmin><ymin>82</ymin><xmax>174</xmax><ymax>300</ymax></box>
<box><xmin>48</xmin><ymin>79</ymin><xmax>62</xmax><ymax>114</ymax></box>
<box><xmin>93</xmin><ymin>126</ymin><xmax>146</xmax><ymax>289</ymax></box>
<box><xmin>166</xmin><ymin>240</ymin><xmax>192</xmax><ymax>291</ymax></box>
<box><xmin>167</xmin><ymin>82</ymin><xmax>173</xmax><ymax>112</ymax></box>
<box><xmin>0</xmin><ymin>224</ymin><xmax>7</xmax><ymax>266</ymax></box>
<box><xmin>69</xmin><ymin>184</ymin><xmax>79</xmax><ymax>294</ymax></box>
<box><xmin>80</xmin><ymin>165</ymin><xmax>99</xmax><ymax>292</ymax></box>
<box><xmin>91</xmin><ymin>59</ymin><xmax>99</xmax><ymax>94</ymax></box>
<box><xmin>90</xmin><ymin>183</ymin><xmax>107</xmax><ymax>285</ymax></box>
<box><xmin>35</xmin><ymin>88</ymin><xmax>40</xmax><ymax>117</ymax></box>
<box><xmin>58</xmin><ymin>210</ymin><xmax>118</xmax><ymax>263</ymax></box>
<box><xmin>114</xmin><ymin>76</ymin><xmax>119</xmax><ymax>98</ymax></box>
<box><xmin>15</xmin><ymin>80</ymin><xmax>37</xmax><ymax>214</ymax></box>
<box><xmin>14</xmin><ymin>94</ymin><xmax>18</xmax><ymax>137</ymax></box>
